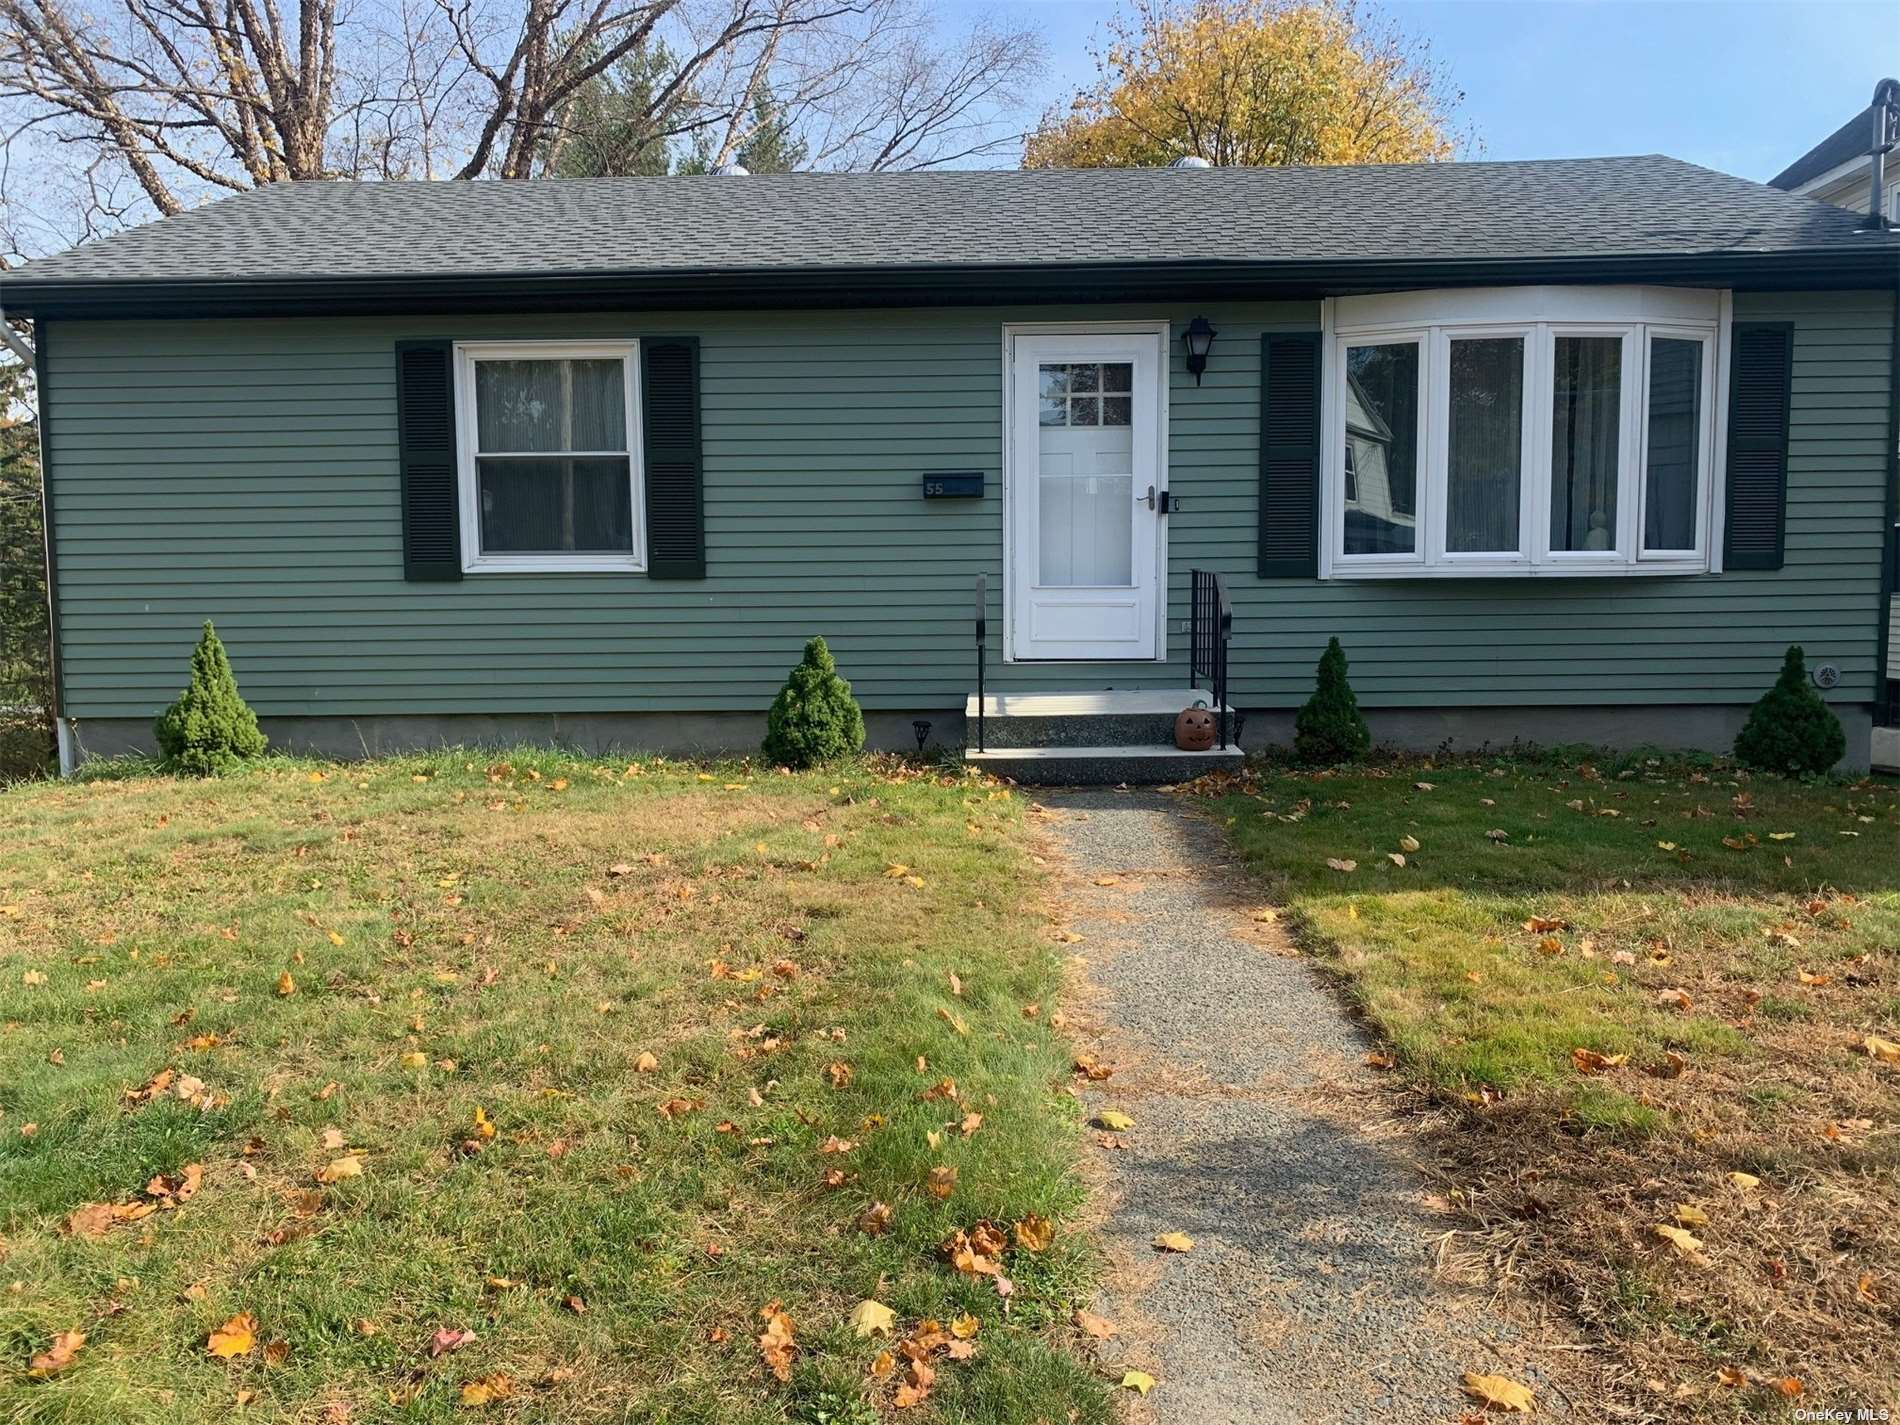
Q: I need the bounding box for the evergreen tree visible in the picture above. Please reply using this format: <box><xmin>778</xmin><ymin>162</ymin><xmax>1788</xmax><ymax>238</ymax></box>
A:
<box><xmin>1293</xmin><ymin>637</ymin><xmax>1371</xmax><ymax>765</ymax></box>
<box><xmin>549</xmin><ymin>45</ymin><xmax>688</xmax><ymax>177</ymax></box>
<box><xmin>1733</xmin><ymin>645</ymin><xmax>1846</xmax><ymax>776</ymax></box>
<box><xmin>763</xmin><ymin>636</ymin><xmax>864</xmax><ymax>769</ymax></box>
<box><xmin>736</xmin><ymin>98</ymin><xmax>807</xmax><ymax>173</ymax></box>
<box><xmin>678</xmin><ymin>97</ymin><xmax>807</xmax><ymax>173</ymax></box>
<box><xmin>154</xmin><ymin>622</ymin><xmax>268</xmax><ymax>775</ymax></box>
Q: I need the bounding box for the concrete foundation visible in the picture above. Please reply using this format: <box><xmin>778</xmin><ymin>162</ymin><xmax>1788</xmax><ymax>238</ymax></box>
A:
<box><xmin>65</xmin><ymin>711</ymin><xmax>960</xmax><ymax>764</ymax></box>
<box><xmin>1873</xmin><ymin>725</ymin><xmax>1899</xmax><ymax>773</ymax></box>
<box><xmin>1234</xmin><ymin>703</ymin><xmax>1877</xmax><ymax>773</ymax></box>
<box><xmin>65</xmin><ymin>701</ymin><xmax>1877</xmax><ymax>772</ymax></box>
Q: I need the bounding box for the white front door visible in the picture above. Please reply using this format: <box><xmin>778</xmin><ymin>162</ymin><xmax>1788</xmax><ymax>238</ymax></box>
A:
<box><xmin>1007</xmin><ymin>327</ymin><xmax>1166</xmax><ymax>661</ymax></box>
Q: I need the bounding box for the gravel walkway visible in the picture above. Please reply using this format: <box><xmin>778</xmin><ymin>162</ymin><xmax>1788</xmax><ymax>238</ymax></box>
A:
<box><xmin>1040</xmin><ymin>790</ymin><xmax>1570</xmax><ymax>1424</ymax></box>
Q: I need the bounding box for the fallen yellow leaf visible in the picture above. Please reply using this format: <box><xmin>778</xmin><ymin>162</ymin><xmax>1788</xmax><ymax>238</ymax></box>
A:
<box><xmin>1726</xmin><ymin>1171</ymin><xmax>1761</xmax><ymax>1191</ymax></box>
<box><xmin>1096</xmin><ymin>1109</ymin><xmax>1135</xmax><ymax>1131</ymax></box>
<box><xmin>756</xmin><ymin>1301</ymin><xmax>796</xmax><ymax>1383</ymax></box>
<box><xmin>1013</xmin><ymin>1214</ymin><xmax>1054</xmax><ymax>1252</ymax></box>
<box><xmin>207</xmin><ymin>1313</ymin><xmax>257</xmax><ymax>1358</ymax></box>
<box><xmin>1864</xmin><ymin>1035</ymin><xmax>1900</xmax><ymax>1064</ymax></box>
<box><xmin>1120</xmin><ymin>1370</ymin><xmax>1156</xmax><ymax>1395</ymax></box>
<box><xmin>1570</xmin><ymin>1047</ymin><xmax>1628</xmax><ymax>1075</ymax></box>
<box><xmin>848</xmin><ymin>1299</ymin><xmax>896</xmax><ymax>1339</ymax></box>
<box><xmin>275</xmin><ymin>970</ymin><xmax>296</xmax><ymax>997</ymax></box>
<box><xmin>1653</xmin><ymin>1223</ymin><xmax>1710</xmax><ymax>1265</ymax></box>
<box><xmin>1675</xmin><ymin>1203</ymin><xmax>1709</xmax><ymax>1227</ymax></box>
<box><xmin>316</xmin><ymin>1155</ymin><xmax>364</xmax><ymax>1184</ymax></box>
<box><xmin>28</xmin><ymin>1329</ymin><xmax>85</xmax><ymax>1377</ymax></box>
<box><xmin>459</xmin><ymin>1373</ymin><xmax>514</xmax><ymax>1407</ymax></box>
<box><xmin>1461</xmin><ymin>1372</ymin><xmax>1534</xmax><ymax>1412</ymax></box>
<box><xmin>1152</xmin><ymin>1231</ymin><xmax>1194</xmax><ymax>1252</ymax></box>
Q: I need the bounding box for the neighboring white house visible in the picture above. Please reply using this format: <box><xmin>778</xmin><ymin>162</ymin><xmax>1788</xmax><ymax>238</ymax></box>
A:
<box><xmin>1770</xmin><ymin>95</ymin><xmax>1900</xmax><ymax>222</ymax></box>
<box><xmin>1771</xmin><ymin>81</ymin><xmax>1900</xmax><ymax>770</ymax></box>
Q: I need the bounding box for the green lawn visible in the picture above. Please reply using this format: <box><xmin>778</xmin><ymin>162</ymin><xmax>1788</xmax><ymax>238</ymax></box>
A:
<box><xmin>0</xmin><ymin>754</ymin><xmax>1109</xmax><ymax>1425</ymax></box>
<box><xmin>1213</xmin><ymin>754</ymin><xmax>1900</xmax><ymax>1416</ymax></box>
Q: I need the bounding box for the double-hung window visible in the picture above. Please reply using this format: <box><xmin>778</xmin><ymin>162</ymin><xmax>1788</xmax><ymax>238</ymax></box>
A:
<box><xmin>1325</xmin><ymin>288</ymin><xmax>1721</xmax><ymax>578</ymax></box>
<box><xmin>454</xmin><ymin>341</ymin><xmax>645</xmax><ymax>573</ymax></box>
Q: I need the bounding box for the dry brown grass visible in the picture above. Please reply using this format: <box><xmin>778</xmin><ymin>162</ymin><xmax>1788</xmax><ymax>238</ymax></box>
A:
<box><xmin>1216</xmin><ymin>757</ymin><xmax>1900</xmax><ymax>1421</ymax></box>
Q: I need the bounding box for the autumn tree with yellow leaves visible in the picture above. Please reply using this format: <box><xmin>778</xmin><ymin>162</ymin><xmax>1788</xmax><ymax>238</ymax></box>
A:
<box><xmin>1023</xmin><ymin>0</ymin><xmax>1465</xmax><ymax>170</ymax></box>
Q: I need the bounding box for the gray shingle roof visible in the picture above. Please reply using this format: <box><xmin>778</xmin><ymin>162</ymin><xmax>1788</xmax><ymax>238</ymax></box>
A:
<box><xmin>10</xmin><ymin>155</ymin><xmax>1894</xmax><ymax>291</ymax></box>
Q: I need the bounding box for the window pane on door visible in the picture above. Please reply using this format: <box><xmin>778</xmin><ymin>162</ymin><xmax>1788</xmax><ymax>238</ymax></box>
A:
<box><xmin>1550</xmin><ymin>336</ymin><xmax>1623</xmax><ymax>552</ymax></box>
<box><xmin>1343</xmin><ymin>342</ymin><xmax>1419</xmax><ymax>555</ymax></box>
<box><xmin>477</xmin><ymin>456</ymin><xmax>633</xmax><ymax>552</ymax></box>
<box><xmin>1446</xmin><ymin>337</ymin><xmax>1524</xmax><ymax>553</ymax></box>
<box><xmin>1644</xmin><ymin>337</ymin><xmax>1702</xmax><ymax>551</ymax></box>
<box><xmin>1037</xmin><ymin>363</ymin><xmax>1133</xmax><ymax>586</ymax></box>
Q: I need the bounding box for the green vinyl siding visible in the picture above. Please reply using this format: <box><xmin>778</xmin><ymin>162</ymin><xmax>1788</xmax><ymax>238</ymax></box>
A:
<box><xmin>43</xmin><ymin>291</ymin><xmax>1892</xmax><ymax>719</ymax></box>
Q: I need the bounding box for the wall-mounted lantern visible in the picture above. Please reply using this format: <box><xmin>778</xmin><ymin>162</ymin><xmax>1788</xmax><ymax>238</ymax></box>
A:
<box><xmin>1183</xmin><ymin>316</ymin><xmax>1217</xmax><ymax>385</ymax></box>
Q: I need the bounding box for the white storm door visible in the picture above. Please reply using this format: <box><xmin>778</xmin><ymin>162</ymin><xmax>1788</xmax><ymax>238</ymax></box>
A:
<box><xmin>1008</xmin><ymin>330</ymin><xmax>1164</xmax><ymax>660</ymax></box>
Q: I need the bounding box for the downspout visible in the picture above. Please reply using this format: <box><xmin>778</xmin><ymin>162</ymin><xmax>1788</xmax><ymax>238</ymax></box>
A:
<box><xmin>1863</xmin><ymin>78</ymin><xmax>1899</xmax><ymax>231</ymax></box>
<box><xmin>1878</xmin><ymin>272</ymin><xmax>1899</xmax><ymax>728</ymax></box>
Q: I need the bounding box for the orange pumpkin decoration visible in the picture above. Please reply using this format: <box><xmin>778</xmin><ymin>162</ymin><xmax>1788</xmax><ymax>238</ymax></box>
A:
<box><xmin>1174</xmin><ymin>702</ymin><xmax>1217</xmax><ymax>752</ymax></box>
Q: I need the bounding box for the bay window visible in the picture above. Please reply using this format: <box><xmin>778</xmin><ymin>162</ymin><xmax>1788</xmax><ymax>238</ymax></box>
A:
<box><xmin>1325</xmin><ymin>289</ymin><xmax>1721</xmax><ymax>578</ymax></box>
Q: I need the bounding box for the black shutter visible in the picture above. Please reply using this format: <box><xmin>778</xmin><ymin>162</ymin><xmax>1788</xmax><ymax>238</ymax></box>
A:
<box><xmin>395</xmin><ymin>340</ymin><xmax>462</xmax><ymax>581</ymax></box>
<box><xmin>1723</xmin><ymin>322</ymin><xmax>1794</xmax><ymax>572</ymax></box>
<box><xmin>643</xmin><ymin>337</ymin><xmax>705</xmax><ymax>578</ymax></box>
<box><xmin>1259</xmin><ymin>331</ymin><xmax>1322</xmax><ymax>578</ymax></box>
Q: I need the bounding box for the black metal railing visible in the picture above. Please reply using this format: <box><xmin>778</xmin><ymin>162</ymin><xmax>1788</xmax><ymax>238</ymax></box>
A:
<box><xmin>1188</xmin><ymin>568</ymin><xmax>1232</xmax><ymax>749</ymax></box>
<box><xmin>974</xmin><ymin>572</ymin><xmax>987</xmax><ymax>752</ymax></box>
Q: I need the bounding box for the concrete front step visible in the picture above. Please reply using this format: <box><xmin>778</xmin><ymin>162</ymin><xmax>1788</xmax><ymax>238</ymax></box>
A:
<box><xmin>964</xmin><ymin>688</ymin><xmax>1237</xmax><ymax>749</ymax></box>
<box><xmin>963</xmin><ymin>743</ymin><xmax>1245</xmax><ymax>786</ymax></box>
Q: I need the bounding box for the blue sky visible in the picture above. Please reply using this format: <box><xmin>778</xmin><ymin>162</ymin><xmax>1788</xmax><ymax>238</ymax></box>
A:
<box><xmin>973</xmin><ymin>0</ymin><xmax>1898</xmax><ymax>181</ymax></box>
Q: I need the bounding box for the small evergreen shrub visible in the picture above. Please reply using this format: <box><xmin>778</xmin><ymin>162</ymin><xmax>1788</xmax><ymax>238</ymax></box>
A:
<box><xmin>154</xmin><ymin>621</ymin><xmax>267</xmax><ymax>776</ymax></box>
<box><xmin>763</xmin><ymin>636</ymin><xmax>864</xmax><ymax>769</ymax></box>
<box><xmin>1733</xmin><ymin>645</ymin><xmax>1846</xmax><ymax>777</ymax></box>
<box><xmin>1294</xmin><ymin>636</ymin><xmax>1371</xmax><ymax>765</ymax></box>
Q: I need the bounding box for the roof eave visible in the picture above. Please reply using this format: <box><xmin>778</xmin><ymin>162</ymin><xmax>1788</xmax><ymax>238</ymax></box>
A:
<box><xmin>7</xmin><ymin>247</ymin><xmax>1899</xmax><ymax>319</ymax></box>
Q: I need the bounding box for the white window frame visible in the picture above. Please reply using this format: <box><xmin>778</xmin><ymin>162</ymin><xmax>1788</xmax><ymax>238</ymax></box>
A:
<box><xmin>1538</xmin><ymin>323</ymin><xmax>1639</xmax><ymax>569</ymax></box>
<box><xmin>1332</xmin><ymin>329</ymin><xmax>1427</xmax><ymax>574</ymax></box>
<box><xmin>1432</xmin><ymin>323</ymin><xmax>1537</xmax><ymax>569</ymax></box>
<box><xmin>454</xmin><ymin>339</ymin><xmax>646</xmax><ymax>574</ymax></box>
<box><xmin>1321</xmin><ymin>287</ymin><xmax>1727</xmax><ymax>580</ymax></box>
<box><xmin>1635</xmin><ymin>326</ymin><xmax>1718</xmax><ymax>564</ymax></box>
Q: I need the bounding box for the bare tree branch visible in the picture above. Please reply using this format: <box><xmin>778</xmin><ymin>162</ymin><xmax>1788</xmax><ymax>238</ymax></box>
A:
<box><xmin>0</xmin><ymin>0</ymin><xmax>1047</xmax><ymax>251</ymax></box>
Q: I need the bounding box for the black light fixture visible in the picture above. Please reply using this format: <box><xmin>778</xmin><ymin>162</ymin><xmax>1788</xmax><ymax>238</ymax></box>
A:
<box><xmin>912</xmin><ymin>719</ymin><xmax>932</xmax><ymax>752</ymax></box>
<box><xmin>1183</xmin><ymin>316</ymin><xmax>1217</xmax><ymax>385</ymax></box>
